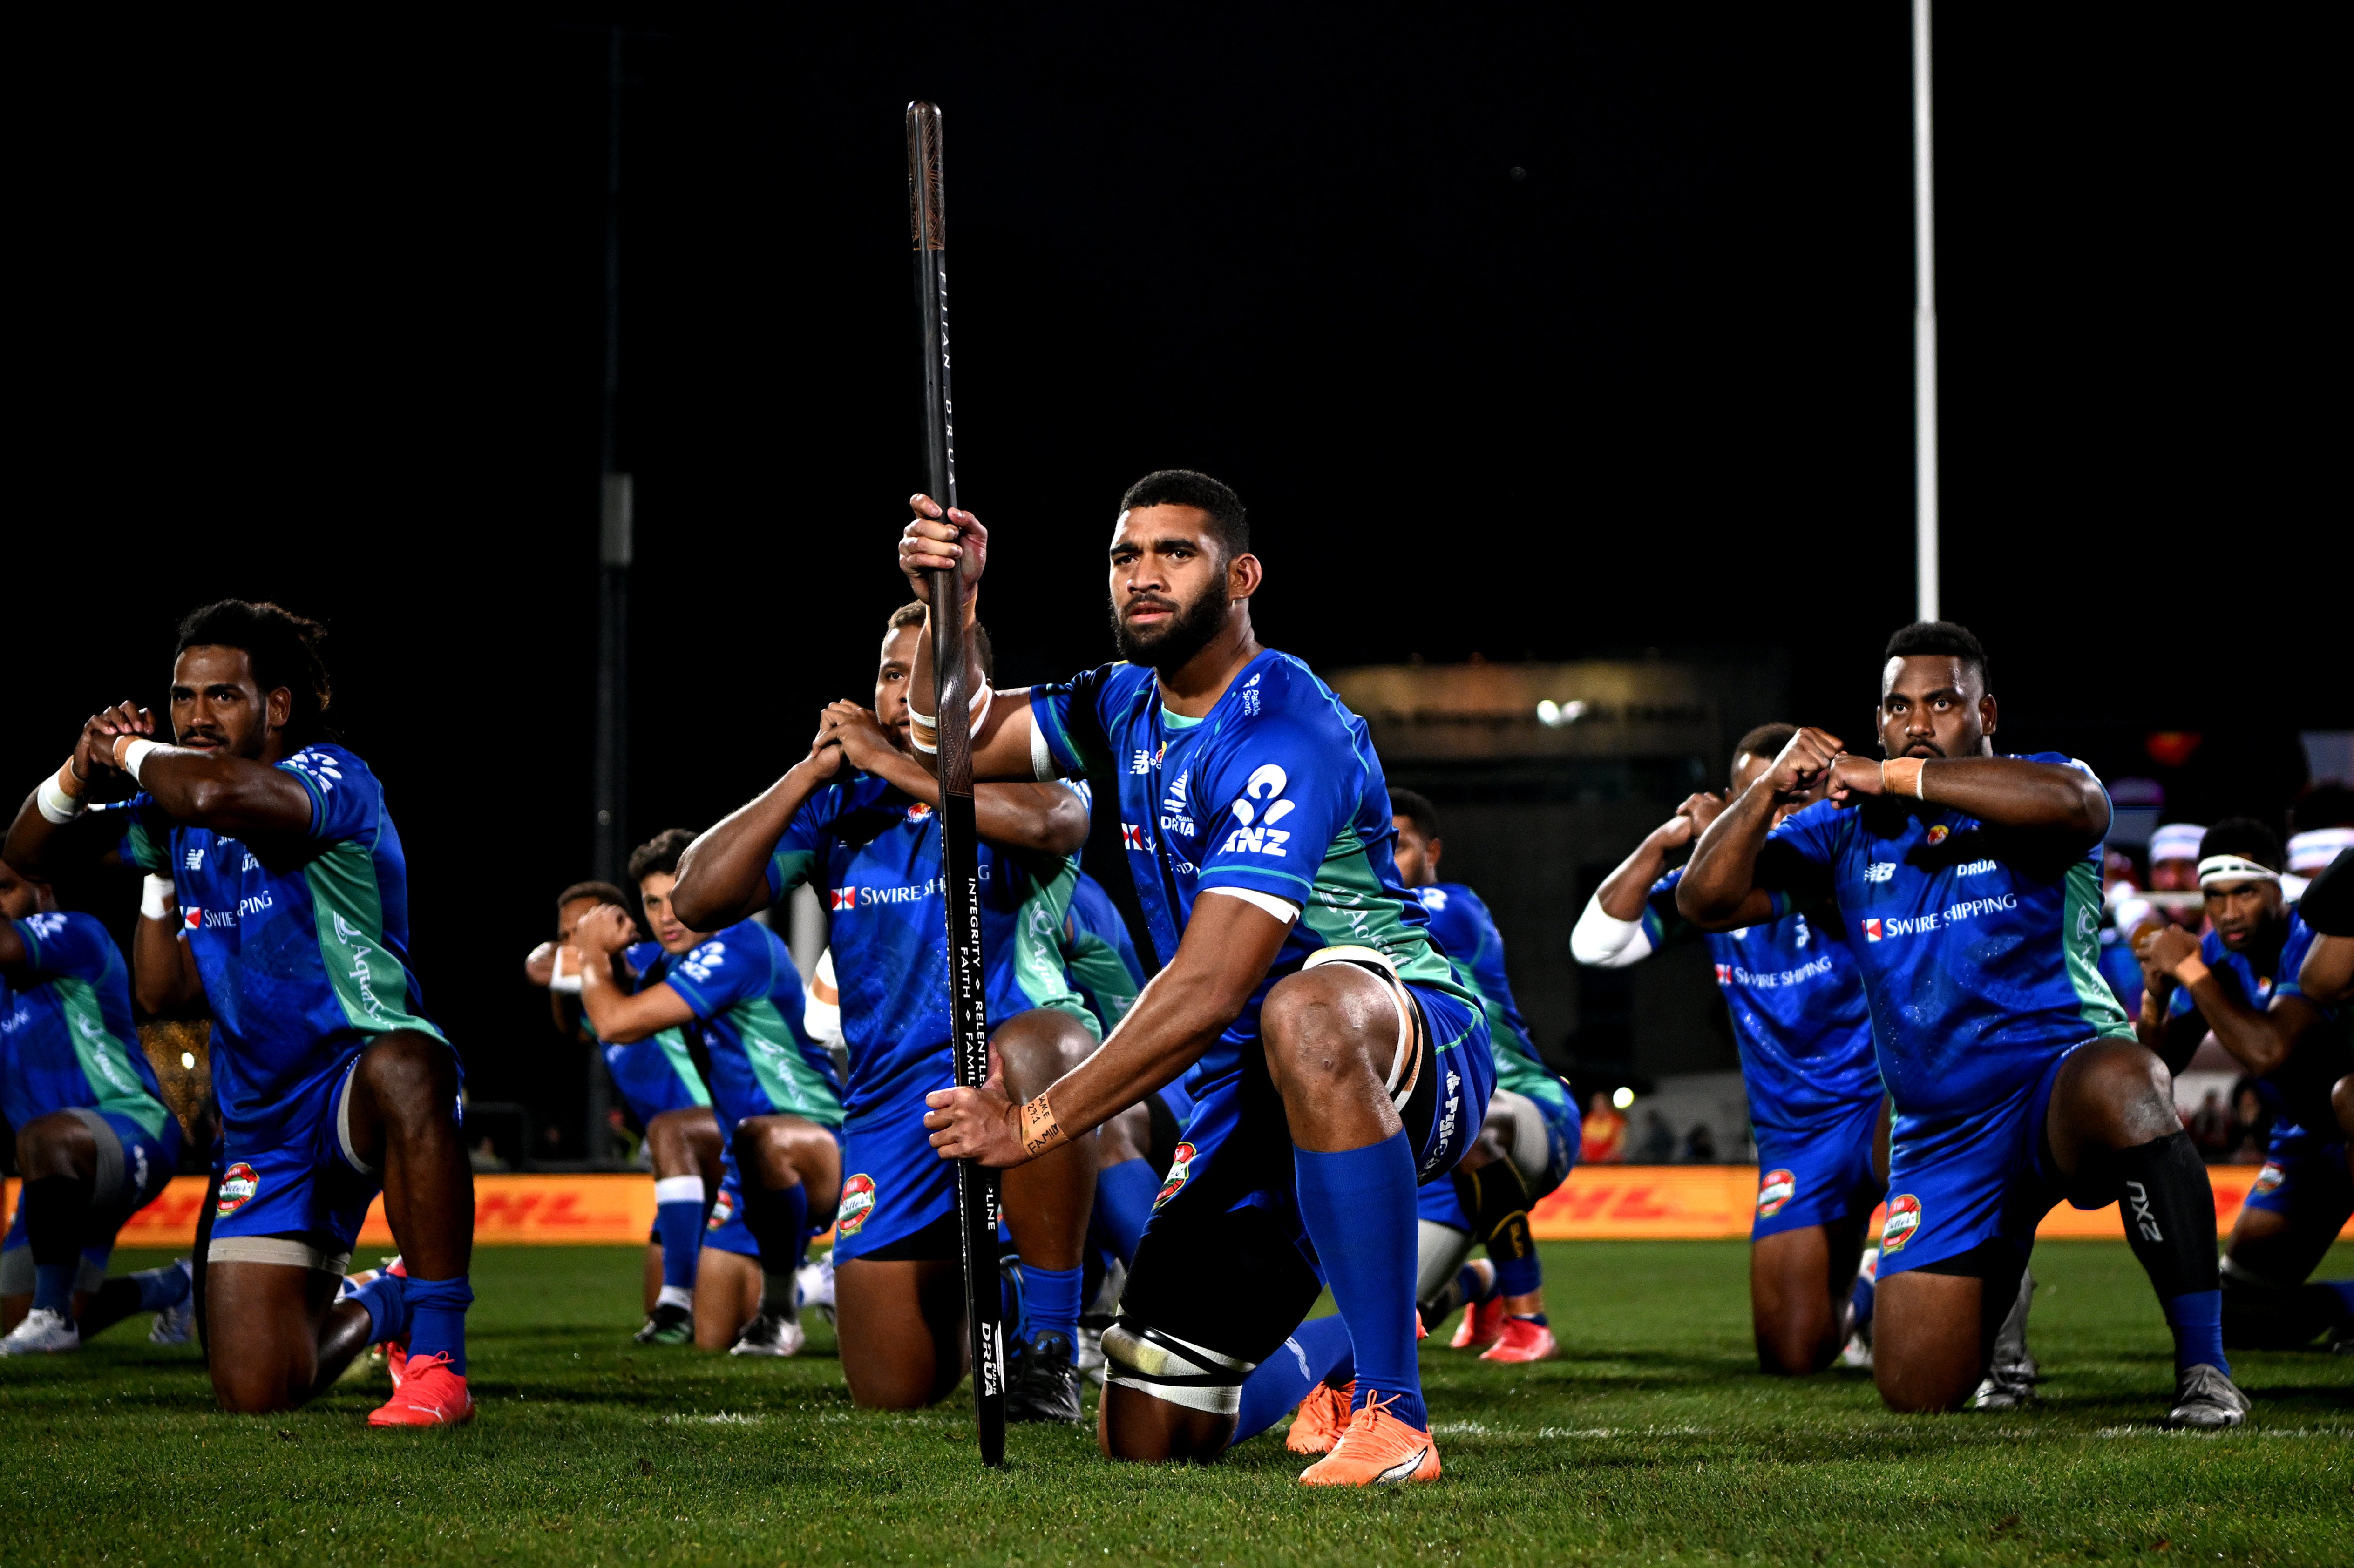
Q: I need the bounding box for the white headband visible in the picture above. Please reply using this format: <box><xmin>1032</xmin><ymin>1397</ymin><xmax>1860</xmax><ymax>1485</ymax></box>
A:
<box><xmin>2198</xmin><ymin>853</ymin><xmax>2280</xmax><ymax>890</ymax></box>
<box><xmin>2148</xmin><ymin>824</ymin><xmax>2207</xmax><ymax>863</ymax></box>
<box><xmin>2286</xmin><ymin>827</ymin><xmax>2354</xmax><ymax>874</ymax></box>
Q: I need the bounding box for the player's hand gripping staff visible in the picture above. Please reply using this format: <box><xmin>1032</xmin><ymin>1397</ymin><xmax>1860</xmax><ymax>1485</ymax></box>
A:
<box><xmin>8</xmin><ymin>699</ymin><xmax>312</xmax><ymax>878</ymax></box>
<box><xmin>1675</xmin><ymin>725</ymin><xmax>2109</xmax><ymax>931</ymax></box>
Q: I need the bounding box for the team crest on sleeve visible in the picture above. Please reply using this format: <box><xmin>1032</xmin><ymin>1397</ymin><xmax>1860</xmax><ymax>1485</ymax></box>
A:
<box><xmin>836</xmin><ymin>1173</ymin><xmax>877</xmax><ymax>1236</ymax></box>
<box><xmin>216</xmin><ymin>1162</ymin><xmax>259</xmax><ymax>1217</ymax></box>
<box><xmin>1154</xmin><ymin>1142</ymin><xmax>1197</xmax><ymax>1209</ymax></box>
<box><xmin>1925</xmin><ymin>825</ymin><xmax>1949</xmax><ymax>845</ymax></box>
<box><xmin>1757</xmin><ymin>1168</ymin><xmax>1796</xmax><ymax>1217</ymax></box>
<box><xmin>1881</xmin><ymin>1193</ymin><xmax>1923</xmax><ymax>1251</ymax></box>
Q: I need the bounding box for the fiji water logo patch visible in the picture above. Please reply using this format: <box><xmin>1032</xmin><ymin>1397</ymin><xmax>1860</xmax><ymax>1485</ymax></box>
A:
<box><xmin>1757</xmin><ymin>1168</ymin><xmax>1796</xmax><ymax>1217</ymax></box>
<box><xmin>706</xmin><ymin>1186</ymin><xmax>737</xmax><ymax>1231</ymax></box>
<box><xmin>1882</xmin><ymin>1194</ymin><xmax>1923</xmax><ymax>1251</ymax></box>
<box><xmin>1155</xmin><ymin>1142</ymin><xmax>1197</xmax><ymax>1209</ymax></box>
<box><xmin>216</xmin><ymin>1162</ymin><xmax>260</xmax><ymax>1217</ymax></box>
<box><xmin>1925</xmin><ymin>825</ymin><xmax>1949</xmax><ymax>845</ymax></box>
<box><xmin>2251</xmin><ymin>1161</ymin><xmax>2286</xmax><ymax>1197</ymax></box>
<box><xmin>836</xmin><ymin>1173</ymin><xmax>877</xmax><ymax>1236</ymax></box>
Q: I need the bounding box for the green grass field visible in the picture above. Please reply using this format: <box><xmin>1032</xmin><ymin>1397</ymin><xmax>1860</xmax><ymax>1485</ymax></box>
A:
<box><xmin>3</xmin><ymin>1241</ymin><xmax>2349</xmax><ymax>1567</ymax></box>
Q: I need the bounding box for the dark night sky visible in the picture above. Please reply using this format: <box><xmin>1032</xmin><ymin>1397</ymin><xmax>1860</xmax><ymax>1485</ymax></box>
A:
<box><xmin>14</xmin><ymin>7</ymin><xmax>2342</xmax><ymax>1133</ymax></box>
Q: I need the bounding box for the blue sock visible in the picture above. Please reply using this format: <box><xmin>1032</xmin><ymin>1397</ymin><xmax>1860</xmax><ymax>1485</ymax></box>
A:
<box><xmin>2162</xmin><ymin>1290</ymin><xmax>2228</xmax><ymax>1378</ymax></box>
<box><xmin>1296</xmin><ymin>1131</ymin><xmax>1425</xmax><ymax>1431</ymax></box>
<box><xmin>1492</xmin><ymin>1251</ymin><xmax>1542</xmax><ymax>1298</ymax></box>
<box><xmin>32</xmin><ymin>1264</ymin><xmax>76</xmax><ymax>1313</ymax></box>
<box><xmin>1850</xmin><ymin>1267</ymin><xmax>1877</xmax><ymax>1332</ymax></box>
<box><xmin>1458</xmin><ymin>1263</ymin><xmax>1497</xmax><ymax>1305</ymax></box>
<box><xmin>1095</xmin><ymin>1158</ymin><xmax>1159</xmax><ymax>1265</ymax></box>
<box><xmin>1233</xmin><ymin>1314</ymin><xmax>1356</xmax><ymax>1446</ymax></box>
<box><xmin>403</xmin><ymin>1275</ymin><xmax>473</xmax><ymax>1376</ymax></box>
<box><xmin>1019</xmin><ymin>1263</ymin><xmax>1083</xmax><ymax>1349</ymax></box>
<box><xmin>132</xmin><ymin>1261</ymin><xmax>191</xmax><ymax>1312</ymax></box>
<box><xmin>652</xmin><ymin>1176</ymin><xmax>706</xmax><ymax>1293</ymax></box>
<box><xmin>348</xmin><ymin>1270</ymin><xmax>409</xmax><ymax>1344</ymax></box>
<box><xmin>2320</xmin><ymin>1280</ymin><xmax>2354</xmax><ymax>1317</ymax></box>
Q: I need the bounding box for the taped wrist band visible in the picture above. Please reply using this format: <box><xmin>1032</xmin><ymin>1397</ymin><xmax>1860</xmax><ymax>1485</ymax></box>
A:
<box><xmin>2173</xmin><ymin>956</ymin><xmax>2210</xmax><ymax>988</ymax></box>
<box><xmin>140</xmin><ymin>874</ymin><xmax>176</xmax><ymax>922</ymax></box>
<box><xmin>113</xmin><ymin>736</ymin><xmax>162</xmax><ymax>784</ymax></box>
<box><xmin>1019</xmin><ymin>1092</ymin><xmax>1065</xmax><ymax>1159</ymax></box>
<box><xmin>35</xmin><ymin>763</ymin><xmax>86</xmax><ymax>824</ymax></box>
<box><xmin>1881</xmin><ymin>757</ymin><xmax>1927</xmax><ymax>798</ymax></box>
<box><xmin>909</xmin><ymin>685</ymin><xmax>991</xmax><ymax>758</ymax></box>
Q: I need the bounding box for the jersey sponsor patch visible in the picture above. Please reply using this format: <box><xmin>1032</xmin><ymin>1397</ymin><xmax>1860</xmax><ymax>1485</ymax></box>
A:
<box><xmin>1925</xmin><ymin>825</ymin><xmax>1949</xmax><ymax>845</ymax></box>
<box><xmin>831</xmin><ymin>888</ymin><xmax>858</xmax><ymax>912</ymax></box>
<box><xmin>1882</xmin><ymin>1193</ymin><xmax>1923</xmax><ymax>1251</ymax></box>
<box><xmin>836</xmin><ymin>1173</ymin><xmax>877</xmax><ymax>1236</ymax></box>
<box><xmin>2251</xmin><ymin>1161</ymin><xmax>2286</xmax><ymax>1197</ymax></box>
<box><xmin>1757</xmin><ymin>1168</ymin><xmax>1796</xmax><ymax>1217</ymax></box>
<box><xmin>217</xmin><ymin>1162</ymin><xmax>259</xmax><ymax>1217</ymax></box>
<box><xmin>706</xmin><ymin>1185</ymin><xmax>737</xmax><ymax>1232</ymax></box>
<box><xmin>1154</xmin><ymin>1142</ymin><xmax>1197</xmax><ymax>1209</ymax></box>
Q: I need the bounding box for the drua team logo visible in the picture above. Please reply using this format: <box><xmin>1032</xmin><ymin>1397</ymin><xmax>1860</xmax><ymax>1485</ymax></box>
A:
<box><xmin>836</xmin><ymin>1173</ymin><xmax>878</xmax><ymax>1236</ymax></box>
<box><xmin>216</xmin><ymin>1162</ymin><xmax>260</xmax><ymax>1217</ymax></box>
<box><xmin>2251</xmin><ymin>1161</ymin><xmax>2286</xmax><ymax>1197</ymax></box>
<box><xmin>1881</xmin><ymin>1193</ymin><xmax>1923</xmax><ymax>1251</ymax></box>
<box><xmin>1757</xmin><ymin>1168</ymin><xmax>1797</xmax><ymax>1217</ymax></box>
<box><xmin>1155</xmin><ymin>1142</ymin><xmax>1198</xmax><ymax>1209</ymax></box>
<box><xmin>706</xmin><ymin>1185</ymin><xmax>737</xmax><ymax>1231</ymax></box>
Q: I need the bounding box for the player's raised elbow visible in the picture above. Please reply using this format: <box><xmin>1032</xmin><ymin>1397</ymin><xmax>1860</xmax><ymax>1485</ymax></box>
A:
<box><xmin>1038</xmin><ymin>796</ymin><xmax>1090</xmax><ymax>857</ymax></box>
<box><xmin>1674</xmin><ymin>874</ymin><xmax>1736</xmax><ymax>927</ymax></box>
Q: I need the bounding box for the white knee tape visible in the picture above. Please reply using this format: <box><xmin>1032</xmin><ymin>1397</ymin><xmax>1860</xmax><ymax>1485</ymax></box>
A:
<box><xmin>654</xmin><ymin>1176</ymin><xmax>706</xmax><ymax>1205</ymax></box>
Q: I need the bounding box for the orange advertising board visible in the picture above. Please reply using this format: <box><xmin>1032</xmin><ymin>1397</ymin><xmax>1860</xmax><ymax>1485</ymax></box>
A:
<box><xmin>7</xmin><ymin>1165</ymin><xmax>2341</xmax><ymax>1251</ymax></box>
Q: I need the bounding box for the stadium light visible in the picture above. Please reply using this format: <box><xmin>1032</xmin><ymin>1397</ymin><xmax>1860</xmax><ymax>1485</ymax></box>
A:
<box><xmin>1535</xmin><ymin>698</ymin><xmax>1588</xmax><ymax>729</ymax></box>
<box><xmin>1612</xmin><ymin>1086</ymin><xmax>1635</xmax><ymax>1111</ymax></box>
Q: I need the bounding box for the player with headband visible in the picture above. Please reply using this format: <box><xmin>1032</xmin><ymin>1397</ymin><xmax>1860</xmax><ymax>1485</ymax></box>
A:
<box><xmin>897</xmin><ymin>471</ymin><xmax>1494</xmax><ymax>1485</ymax></box>
<box><xmin>1574</xmin><ymin>724</ymin><xmax>1915</xmax><ymax>1386</ymax></box>
<box><xmin>668</xmin><ymin>602</ymin><xmax>1104</xmax><ymax>1423</ymax></box>
<box><xmin>1677</xmin><ymin>620</ymin><xmax>2249</xmax><ymax>1428</ymax></box>
<box><xmin>2136</xmin><ymin>822</ymin><xmax>2354</xmax><ymax>1353</ymax></box>
<box><xmin>3</xmin><ymin>600</ymin><xmax>475</xmax><ymax>1424</ymax></box>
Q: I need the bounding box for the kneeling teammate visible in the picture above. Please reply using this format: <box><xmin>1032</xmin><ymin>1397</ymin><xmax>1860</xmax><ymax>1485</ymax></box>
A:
<box><xmin>576</xmin><ymin>830</ymin><xmax>841</xmax><ymax>1354</ymax></box>
<box><xmin>5</xmin><ymin>601</ymin><xmax>475</xmax><ymax>1423</ymax></box>
<box><xmin>1680</xmin><ymin>622</ymin><xmax>2247</xmax><ymax>1427</ymax></box>
<box><xmin>2136</xmin><ymin>822</ymin><xmax>2354</xmax><ymax>1352</ymax></box>
<box><xmin>529</xmin><ymin>880</ymin><xmax>724</xmax><ymax>1344</ymax></box>
<box><xmin>1386</xmin><ymin>790</ymin><xmax>1580</xmax><ymax>1366</ymax></box>
<box><xmin>0</xmin><ymin>861</ymin><xmax>191</xmax><ymax>1353</ymax></box>
<box><xmin>1576</xmin><ymin>728</ymin><xmax>1901</xmax><ymax>1381</ymax></box>
<box><xmin>901</xmin><ymin>473</ymin><xmax>1493</xmax><ymax>1484</ymax></box>
<box><xmin>670</xmin><ymin>603</ymin><xmax>1101</xmax><ymax>1419</ymax></box>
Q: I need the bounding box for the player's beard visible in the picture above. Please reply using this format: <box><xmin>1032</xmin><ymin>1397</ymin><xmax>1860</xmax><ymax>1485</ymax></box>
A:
<box><xmin>1111</xmin><ymin>582</ymin><xmax>1230</xmax><ymax>672</ymax></box>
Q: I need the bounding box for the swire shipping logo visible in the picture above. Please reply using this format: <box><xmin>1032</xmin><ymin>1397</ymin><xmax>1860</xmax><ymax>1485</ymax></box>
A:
<box><xmin>1757</xmin><ymin>1168</ymin><xmax>1796</xmax><ymax>1217</ymax></box>
<box><xmin>831</xmin><ymin>888</ymin><xmax>858</xmax><ymax>912</ymax></box>
<box><xmin>1714</xmin><ymin>962</ymin><xmax>1733</xmax><ymax>985</ymax></box>
<box><xmin>1882</xmin><ymin>1193</ymin><xmax>1923</xmax><ymax>1251</ymax></box>
<box><xmin>836</xmin><ymin>1173</ymin><xmax>877</xmax><ymax>1236</ymax></box>
<box><xmin>1863</xmin><ymin>919</ymin><xmax>1883</xmax><ymax>942</ymax></box>
<box><xmin>1120</xmin><ymin>824</ymin><xmax>1147</xmax><ymax>850</ymax></box>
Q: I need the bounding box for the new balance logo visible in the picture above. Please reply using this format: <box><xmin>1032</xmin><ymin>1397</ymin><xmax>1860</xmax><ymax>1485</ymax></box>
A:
<box><xmin>184</xmin><ymin>847</ymin><xmax>205</xmax><ymax>870</ymax></box>
<box><xmin>1865</xmin><ymin>862</ymin><xmax>1894</xmax><ymax>882</ymax></box>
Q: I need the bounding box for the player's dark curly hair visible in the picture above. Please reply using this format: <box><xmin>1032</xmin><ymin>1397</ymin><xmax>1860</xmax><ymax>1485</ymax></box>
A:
<box><xmin>887</xmin><ymin>601</ymin><xmax>994</xmax><ymax>681</ymax></box>
<box><xmin>1731</xmin><ymin>723</ymin><xmax>1798</xmax><ymax>780</ymax></box>
<box><xmin>2199</xmin><ymin>818</ymin><xmax>2283</xmax><ymax>872</ymax></box>
<box><xmin>556</xmin><ymin>880</ymin><xmax>631</xmax><ymax>915</ymax></box>
<box><xmin>173</xmin><ymin>600</ymin><xmax>332</xmax><ymax>744</ymax></box>
<box><xmin>625</xmin><ymin>829</ymin><xmax>698</xmax><ymax>890</ymax></box>
<box><xmin>1120</xmin><ymin>469</ymin><xmax>1249</xmax><ymax>562</ymax></box>
<box><xmin>1883</xmin><ymin>620</ymin><xmax>1989</xmax><ymax>689</ymax></box>
<box><xmin>1390</xmin><ymin>788</ymin><xmax>1441</xmax><ymax>841</ymax></box>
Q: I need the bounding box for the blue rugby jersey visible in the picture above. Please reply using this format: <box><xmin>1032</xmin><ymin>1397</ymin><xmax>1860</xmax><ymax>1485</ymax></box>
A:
<box><xmin>760</xmin><ymin>773</ymin><xmax>1093</xmax><ymax>1122</ymax></box>
<box><xmin>1063</xmin><ymin>871</ymin><xmax>1146</xmax><ymax>1035</ymax></box>
<box><xmin>1414</xmin><ymin>882</ymin><xmax>1566</xmax><ymax>1112</ymax></box>
<box><xmin>2179</xmin><ymin>912</ymin><xmax>2352</xmax><ymax>1138</ymax></box>
<box><xmin>1</xmin><ymin>912</ymin><xmax>172</xmax><ymax>1142</ymax></box>
<box><xmin>1027</xmin><ymin>654</ymin><xmax>1478</xmax><ymax>1091</ymax></box>
<box><xmin>1758</xmin><ymin>753</ymin><xmax>2133</xmax><ymax>1117</ymax></box>
<box><xmin>597</xmin><ymin>939</ymin><xmax>710</xmax><ymax>1123</ymax></box>
<box><xmin>649</xmin><ymin>919</ymin><xmax>840</xmax><ymax>1129</ymax></box>
<box><xmin>105</xmin><ymin>743</ymin><xmax>445</xmax><ymax>1133</ymax></box>
<box><xmin>1643</xmin><ymin>866</ymin><xmax>1881</xmax><ymax>1130</ymax></box>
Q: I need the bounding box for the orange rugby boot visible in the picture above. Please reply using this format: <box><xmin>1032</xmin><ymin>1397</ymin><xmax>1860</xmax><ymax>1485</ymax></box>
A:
<box><xmin>1285</xmin><ymin>1378</ymin><xmax>1356</xmax><ymax>1455</ymax></box>
<box><xmin>1298</xmin><ymin>1390</ymin><xmax>1441</xmax><ymax>1486</ymax></box>
<box><xmin>367</xmin><ymin>1352</ymin><xmax>475</xmax><ymax>1427</ymax></box>
<box><xmin>1479</xmin><ymin>1315</ymin><xmax>1559</xmax><ymax>1364</ymax></box>
<box><xmin>1450</xmin><ymin>1295</ymin><xmax>1505</xmax><ymax>1351</ymax></box>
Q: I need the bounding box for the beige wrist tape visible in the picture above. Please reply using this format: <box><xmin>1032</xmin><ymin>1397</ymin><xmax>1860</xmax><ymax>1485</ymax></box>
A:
<box><xmin>1019</xmin><ymin>1092</ymin><xmax>1066</xmax><ymax>1159</ymax></box>
<box><xmin>1881</xmin><ymin>757</ymin><xmax>1927</xmax><ymax>798</ymax></box>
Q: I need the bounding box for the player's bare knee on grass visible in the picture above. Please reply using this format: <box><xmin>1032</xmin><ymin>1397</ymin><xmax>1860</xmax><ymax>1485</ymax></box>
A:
<box><xmin>1099</xmin><ymin>1381</ymin><xmax>1233</xmax><ymax>1464</ymax></box>
<box><xmin>206</xmin><ymin>1263</ymin><xmax>335</xmax><ymax>1413</ymax></box>
<box><xmin>1872</xmin><ymin>1271</ymin><xmax>1985</xmax><ymax>1412</ymax></box>
<box><xmin>836</xmin><ymin>1258</ymin><xmax>964</xmax><ymax>1408</ymax></box>
<box><xmin>1751</xmin><ymin>1227</ymin><xmax>1840</xmax><ymax>1376</ymax></box>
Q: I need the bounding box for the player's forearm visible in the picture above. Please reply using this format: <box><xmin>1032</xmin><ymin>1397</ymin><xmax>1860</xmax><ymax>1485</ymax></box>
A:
<box><xmin>1908</xmin><ymin>757</ymin><xmax>2108</xmax><ymax>840</ymax></box>
<box><xmin>576</xmin><ymin>964</ymin><xmax>646</xmax><ymax>1043</ymax></box>
<box><xmin>672</xmin><ymin>760</ymin><xmax>829</xmax><ymax>928</ymax></box>
<box><xmin>134</xmin><ymin>751</ymin><xmax>313</xmax><ymax>837</ymax></box>
<box><xmin>0</xmin><ymin>920</ymin><xmax>26</xmax><ymax>974</ymax></box>
<box><xmin>2300</xmin><ymin>934</ymin><xmax>2354</xmax><ymax>1007</ymax></box>
<box><xmin>1677</xmin><ymin>780</ymin><xmax>1776</xmax><ymax>924</ymax></box>
<box><xmin>2182</xmin><ymin>978</ymin><xmax>2296</xmax><ymax>1076</ymax></box>
<box><xmin>130</xmin><ymin>919</ymin><xmax>201</xmax><ymax>1014</ymax></box>
<box><xmin>1040</xmin><ymin>966</ymin><xmax>1248</xmax><ymax>1137</ymax></box>
<box><xmin>1596</xmin><ymin>832</ymin><xmax>1675</xmax><ymax>920</ymax></box>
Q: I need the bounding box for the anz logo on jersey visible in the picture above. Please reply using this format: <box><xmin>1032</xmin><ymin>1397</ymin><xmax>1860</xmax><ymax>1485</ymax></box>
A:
<box><xmin>283</xmin><ymin>748</ymin><xmax>346</xmax><ymax>793</ymax></box>
<box><xmin>1220</xmin><ymin>764</ymin><xmax>1295</xmax><ymax>857</ymax></box>
<box><xmin>678</xmin><ymin>940</ymin><xmax>728</xmax><ymax>984</ymax></box>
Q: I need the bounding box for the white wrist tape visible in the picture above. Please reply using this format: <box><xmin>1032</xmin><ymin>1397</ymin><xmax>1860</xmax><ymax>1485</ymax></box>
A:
<box><xmin>36</xmin><ymin>766</ymin><xmax>86</xmax><ymax>825</ymax></box>
<box><xmin>140</xmin><ymin>874</ymin><xmax>177</xmax><ymax>922</ymax></box>
<box><xmin>1571</xmin><ymin>896</ymin><xmax>1654</xmax><ymax>968</ymax></box>
<box><xmin>117</xmin><ymin>738</ymin><xmax>163</xmax><ymax>784</ymax></box>
<box><xmin>909</xmin><ymin>685</ymin><xmax>991</xmax><ymax>757</ymax></box>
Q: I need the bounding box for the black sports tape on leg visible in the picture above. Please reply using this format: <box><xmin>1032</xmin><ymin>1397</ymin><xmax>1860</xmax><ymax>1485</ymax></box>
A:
<box><xmin>1452</xmin><ymin>1159</ymin><xmax>1537</xmax><ymax>1261</ymax></box>
<box><xmin>2110</xmin><ymin>1131</ymin><xmax>2220</xmax><ymax>1300</ymax></box>
<box><xmin>24</xmin><ymin>1173</ymin><xmax>94</xmax><ymax>1268</ymax></box>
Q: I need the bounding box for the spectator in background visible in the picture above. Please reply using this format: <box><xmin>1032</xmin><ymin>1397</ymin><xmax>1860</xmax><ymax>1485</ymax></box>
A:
<box><xmin>2189</xmin><ymin>1090</ymin><xmax>2233</xmax><ymax>1161</ymax></box>
<box><xmin>2287</xmin><ymin>825</ymin><xmax>2354</xmax><ymax>884</ymax></box>
<box><xmin>1580</xmin><ymin>1091</ymin><xmax>1626</xmax><ymax>1165</ymax></box>
<box><xmin>1682</xmin><ymin>1123</ymin><xmax>1718</xmax><ymax>1164</ymax></box>
<box><xmin>1635</xmin><ymin>1110</ymin><xmax>1676</xmax><ymax>1164</ymax></box>
<box><xmin>2224</xmin><ymin>1079</ymin><xmax>2273</xmax><ymax>1164</ymax></box>
<box><xmin>2148</xmin><ymin>823</ymin><xmax>2209</xmax><ymax>933</ymax></box>
<box><xmin>2103</xmin><ymin>824</ymin><xmax>2206</xmax><ymax>1018</ymax></box>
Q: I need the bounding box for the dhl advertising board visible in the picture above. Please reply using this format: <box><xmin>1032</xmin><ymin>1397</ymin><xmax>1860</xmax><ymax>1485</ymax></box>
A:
<box><xmin>11</xmin><ymin>1166</ymin><xmax>2340</xmax><ymax>1249</ymax></box>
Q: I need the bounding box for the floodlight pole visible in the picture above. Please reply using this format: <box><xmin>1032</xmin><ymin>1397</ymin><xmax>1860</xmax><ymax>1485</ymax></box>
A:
<box><xmin>588</xmin><ymin>19</ymin><xmax>630</xmax><ymax>1166</ymax></box>
<box><xmin>1912</xmin><ymin>0</ymin><xmax>1939</xmax><ymax>623</ymax></box>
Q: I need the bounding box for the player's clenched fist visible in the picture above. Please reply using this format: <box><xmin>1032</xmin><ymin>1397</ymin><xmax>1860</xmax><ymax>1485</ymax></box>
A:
<box><xmin>923</xmin><ymin>1057</ymin><xmax>1028</xmax><ymax>1169</ymax></box>
<box><xmin>898</xmin><ymin>493</ymin><xmax>989</xmax><ymax>607</ymax></box>
<box><xmin>1763</xmin><ymin>726</ymin><xmax>1844</xmax><ymax>801</ymax></box>
<box><xmin>75</xmin><ymin>702</ymin><xmax>154</xmax><ymax>780</ymax></box>
<box><xmin>1823</xmin><ymin>754</ymin><xmax>1891</xmax><ymax>804</ymax></box>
